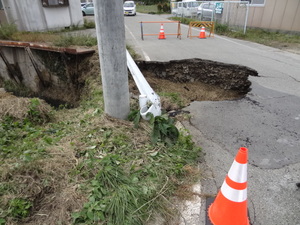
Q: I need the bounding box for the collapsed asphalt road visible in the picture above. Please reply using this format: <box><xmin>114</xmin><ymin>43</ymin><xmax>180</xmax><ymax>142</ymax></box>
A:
<box><xmin>81</xmin><ymin>13</ymin><xmax>300</xmax><ymax>224</ymax></box>
<box><xmin>124</xmin><ymin>13</ymin><xmax>300</xmax><ymax>225</ymax></box>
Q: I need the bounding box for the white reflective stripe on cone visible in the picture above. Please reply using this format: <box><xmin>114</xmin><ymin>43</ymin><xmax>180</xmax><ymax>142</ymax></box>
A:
<box><xmin>228</xmin><ymin>160</ymin><xmax>247</xmax><ymax>183</ymax></box>
<box><xmin>221</xmin><ymin>181</ymin><xmax>247</xmax><ymax>202</ymax></box>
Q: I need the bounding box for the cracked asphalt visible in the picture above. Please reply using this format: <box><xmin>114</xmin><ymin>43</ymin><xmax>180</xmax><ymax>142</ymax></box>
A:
<box><xmin>123</xmin><ymin>13</ymin><xmax>300</xmax><ymax>225</ymax></box>
<box><xmin>84</xmin><ymin>13</ymin><xmax>300</xmax><ymax>224</ymax></box>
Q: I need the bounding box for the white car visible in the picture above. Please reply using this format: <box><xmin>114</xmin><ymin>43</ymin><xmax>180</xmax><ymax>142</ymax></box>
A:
<box><xmin>123</xmin><ymin>1</ymin><xmax>136</xmax><ymax>16</ymax></box>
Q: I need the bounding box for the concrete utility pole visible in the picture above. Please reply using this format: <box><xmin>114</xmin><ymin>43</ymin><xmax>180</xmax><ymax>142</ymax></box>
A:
<box><xmin>94</xmin><ymin>0</ymin><xmax>130</xmax><ymax>119</ymax></box>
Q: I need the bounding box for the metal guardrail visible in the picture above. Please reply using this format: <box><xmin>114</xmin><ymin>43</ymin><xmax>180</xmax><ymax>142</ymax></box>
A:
<box><xmin>126</xmin><ymin>50</ymin><xmax>161</xmax><ymax>120</ymax></box>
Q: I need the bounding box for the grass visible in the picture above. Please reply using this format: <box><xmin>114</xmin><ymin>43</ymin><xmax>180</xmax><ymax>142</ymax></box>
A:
<box><xmin>53</xmin><ymin>34</ymin><xmax>97</xmax><ymax>47</ymax></box>
<box><xmin>126</xmin><ymin>44</ymin><xmax>141</xmax><ymax>60</ymax></box>
<box><xmin>0</xmin><ymin>72</ymin><xmax>202</xmax><ymax>224</ymax></box>
<box><xmin>0</xmin><ymin>21</ymin><xmax>96</xmax><ymax>47</ymax></box>
<box><xmin>224</xmin><ymin>27</ymin><xmax>300</xmax><ymax>47</ymax></box>
<box><xmin>160</xmin><ymin>92</ymin><xmax>185</xmax><ymax>109</ymax></box>
<box><xmin>169</xmin><ymin>16</ymin><xmax>199</xmax><ymax>26</ymax></box>
<box><xmin>0</xmin><ymin>24</ymin><xmax>18</xmax><ymax>40</ymax></box>
<box><xmin>169</xmin><ymin>16</ymin><xmax>300</xmax><ymax>50</ymax></box>
<box><xmin>137</xmin><ymin>4</ymin><xmax>159</xmax><ymax>14</ymax></box>
<box><xmin>83</xmin><ymin>19</ymin><xmax>96</xmax><ymax>29</ymax></box>
<box><xmin>136</xmin><ymin>4</ymin><xmax>170</xmax><ymax>14</ymax></box>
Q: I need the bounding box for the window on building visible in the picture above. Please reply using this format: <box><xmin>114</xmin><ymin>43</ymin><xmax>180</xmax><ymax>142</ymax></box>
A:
<box><xmin>252</xmin><ymin>0</ymin><xmax>265</xmax><ymax>5</ymax></box>
<box><xmin>0</xmin><ymin>0</ymin><xmax>3</xmax><ymax>10</ymax></box>
<box><xmin>241</xmin><ymin>0</ymin><xmax>265</xmax><ymax>5</ymax></box>
<box><xmin>42</xmin><ymin>0</ymin><xmax>69</xmax><ymax>7</ymax></box>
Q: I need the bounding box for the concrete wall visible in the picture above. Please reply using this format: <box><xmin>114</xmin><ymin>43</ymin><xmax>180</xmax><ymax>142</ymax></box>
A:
<box><xmin>0</xmin><ymin>47</ymin><xmax>40</xmax><ymax>92</ymax></box>
<box><xmin>247</xmin><ymin>0</ymin><xmax>300</xmax><ymax>32</ymax></box>
<box><xmin>0</xmin><ymin>43</ymin><xmax>95</xmax><ymax>106</ymax></box>
<box><xmin>1</xmin><ymin>0</ymin><xmax>84</xmax><ymax>31</ymax></box>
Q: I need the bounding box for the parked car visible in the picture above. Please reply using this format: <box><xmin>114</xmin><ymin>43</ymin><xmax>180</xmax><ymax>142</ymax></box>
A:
<box><xmin>197</xmin><ymin>2</ymin><xmax>214</xmax><ymax>20</ymax></box>
<box><xmin>173</xmin><ymin>0</ymin><xmax>199</xmax><ymax>18</ymax></box>
<box><xmin>197</xmin><ymin>2</ymin><xmax>223</xmax><ymax>20</ymax></box>
<box><xmin>82</xmin><ymin>3</ymin><xmax>94</xmax><ymax>16</ymax></box>
<box><xmin>123</xmin><ymin>1</ymin><xmax>136</xmax><ymax>16</ymax></box>
<box><xmin>81</xmin><ymin>2</ymin><xmax>87</xmax><ymax>7</ymax></box>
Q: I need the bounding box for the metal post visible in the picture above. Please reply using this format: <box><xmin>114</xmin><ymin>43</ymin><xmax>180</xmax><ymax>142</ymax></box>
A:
<box><xmin>140</xmin><ymin>22</ymin><xmax>144</xmax><ymax>40</ymax></box>
<box><xmin>226</xmin><ymin>1</ymin><xmax>230</xmax><ymax>24</ymax></box>
<box><xmin>94</xmin><ymin>0</ymin><xmax>130</xmax><ymax>119</ymax></box>
<box><xmin>244</xmin><ymin>2</ymin><xmax>249</xmax><ymax>34</ymax></box>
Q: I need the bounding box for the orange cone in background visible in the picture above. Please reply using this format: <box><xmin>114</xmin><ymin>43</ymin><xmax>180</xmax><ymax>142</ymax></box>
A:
<box><xmin>158</xmin><ymin>23</ymin><xmax>166</xmax><ymax>40</ymax></box>
<box><xmin>199</xmin><ymin>26</ymin><xmax>206</xmax><ymax>39</ymax></box>
<box><xmin>208</xmin><ymin>147</ymin><xmax>250</xmax><ymax>225</ymax></box>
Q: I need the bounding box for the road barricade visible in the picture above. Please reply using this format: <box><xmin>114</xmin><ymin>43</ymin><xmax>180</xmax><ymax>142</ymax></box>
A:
<box><xmin>187</xmin><ymin>21</ymin><xmax>215</xmax><ymax>39</ymax></box>
<box><xmin>140</xmin><ymin>21</ymin><xmax>181</xmax><ymax>40</ymax></box>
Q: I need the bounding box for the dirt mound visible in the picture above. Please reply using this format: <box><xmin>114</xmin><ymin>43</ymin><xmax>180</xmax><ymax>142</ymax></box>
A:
<box><xmin>0</xmin><ymin>91</ymin><xmax>52</xmax><ymax>122</ymax></box>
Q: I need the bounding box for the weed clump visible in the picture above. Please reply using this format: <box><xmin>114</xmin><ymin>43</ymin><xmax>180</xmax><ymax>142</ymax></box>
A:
<box><xmin>84</xmin><ymin>19</ymin><xmax>95</xmax><ymax>29</ymax></box>
<box><xmin>53</xmin><ymin>34</ymin><xmax>97</xmax><ymax>47</ymax></box>
<box><xmin>0</xmin><ymin>23</ymin><xmax>18</xmax><ymax>40</ymax></box>
<box><xmin>0</xmin><ymin>92</ymin><xmax>52</xmax><ymax>124</ymax></box>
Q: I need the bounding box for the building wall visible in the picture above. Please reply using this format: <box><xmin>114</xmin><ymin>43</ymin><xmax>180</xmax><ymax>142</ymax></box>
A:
<box><xmin>0</xmin><ymin>10</ymin><xmax>7</xmax><ymax>24</ymax></box>
<box><xmin>0</xmin><ymin>0</ymin><xmax>7</xmax><ymax>24</ymax></box>
<box><xmin>1</xmin><ymin>0</ymin><xmax>83</xmax><ymax>31</ymax></box>
<box><xmin>248</xmin><ymin>0</ymin><xmax>300</xmax><ymax>32</ymax></box>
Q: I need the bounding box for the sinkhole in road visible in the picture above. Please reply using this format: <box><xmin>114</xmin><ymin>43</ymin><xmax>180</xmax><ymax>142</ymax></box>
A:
<box><xmin>0</xmin><ymin>51</ymin><xmax>258</xmax><ymax>112</ymax></box>
<box><xmin>132</xmin><ymin>58</ymin><xmax>258</xmax><ymax>111</ymax></box>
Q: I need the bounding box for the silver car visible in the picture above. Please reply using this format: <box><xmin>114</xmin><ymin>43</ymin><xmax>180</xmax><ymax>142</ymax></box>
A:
<box><xmin>197</xmin><ymin>2</ymin><xmax>224</xmax><ymax>20</ymax></box>
<box><xmin>197</xmin><ymin>2</ymin><xmax>215</xmax><ymax>20</ymax></box>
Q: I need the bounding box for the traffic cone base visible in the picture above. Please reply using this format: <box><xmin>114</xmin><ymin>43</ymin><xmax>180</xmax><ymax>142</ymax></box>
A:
<box><xmin>208</xmin><ymin>192</ymin><xmax>249</xmax><ymax>225</ymax></box>
<box><xmin>208</xmin><ymin>147</ymin><xmax>250</xmax><ymax>225</ymax></box>
<box><xmin>158</xmin><ymin>23</ymin><xmax>166</xmax><ymax>40</ymax></box>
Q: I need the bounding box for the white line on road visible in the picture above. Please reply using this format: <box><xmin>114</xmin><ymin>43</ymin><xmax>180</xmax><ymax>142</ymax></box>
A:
<box><xmin>125</xmin><ymin>24</ymin><xmax>151</xmax><ymax>61</ymax></box>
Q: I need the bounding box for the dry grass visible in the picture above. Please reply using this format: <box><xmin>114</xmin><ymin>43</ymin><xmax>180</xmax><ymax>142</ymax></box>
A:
<box><xmin>0</xmin><ymin>141</ymin><xmax>86</xmax><ymax>225</ymax></box>
<box><xmin>12</xmin><ymin>32</ymin><xmax>60</xmax><ymax>44</ymax></box>
<box><xmin>0</xmin><ymin>92</ymin><xmax>52</xmax><ymax>122</ymax></box>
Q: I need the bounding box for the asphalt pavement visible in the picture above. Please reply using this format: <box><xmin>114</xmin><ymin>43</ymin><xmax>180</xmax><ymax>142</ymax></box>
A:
<box><xmin>123</xmin><ymin>13</ymin><xmax>300</xmax><ymax>225</ymax></box>
<box><xmin>81</xmin><ymin>13</ymin><xmax>300</xmax><ymax>224</ymax></box>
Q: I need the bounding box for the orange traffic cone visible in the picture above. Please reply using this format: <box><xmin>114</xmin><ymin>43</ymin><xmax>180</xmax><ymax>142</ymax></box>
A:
<box><xmin>199</xmin><ymin>26</ymin><xmax>206</xmax><ymax>39</ymax></box>
<box><xmin>208</xmin><ymin>147</ymin><xmax>250</xmax><ymax>225</ymax></box>
<box><xmin>158</xmin><ymin>23</ymin><xmax>166</xmax><ymax>40</ymax></box>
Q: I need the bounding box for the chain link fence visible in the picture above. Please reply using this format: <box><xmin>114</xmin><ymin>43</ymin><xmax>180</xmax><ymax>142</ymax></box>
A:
<box><xmin>170</xmin><ymin>1</ymin><xmax>249</xmax><ymax>33</ymax></box>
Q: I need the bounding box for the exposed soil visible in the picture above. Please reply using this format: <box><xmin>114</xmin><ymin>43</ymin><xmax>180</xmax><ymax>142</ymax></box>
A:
<box><xmin>132</xmin><ymin>58</ymin><xmax>258</xmax><ymax>111</ymax></box>
<box><xmin>0</xmin><ymin>48</ymin><xmax>257</xmax><ymax>112</ymax></box>
<box><xmin>0</xmin><ymin>48</ymin><xmax>257</xmax><ymax>225</ymax></box>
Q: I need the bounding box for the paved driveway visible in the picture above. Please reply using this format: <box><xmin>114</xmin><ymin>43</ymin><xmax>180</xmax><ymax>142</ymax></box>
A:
<box><xmin>124</xmin><ymin>13</ymin><xmax>300</xmax><ymax>225</ymax></box>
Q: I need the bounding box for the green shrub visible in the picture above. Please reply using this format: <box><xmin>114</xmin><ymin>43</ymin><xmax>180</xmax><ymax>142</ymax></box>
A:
<box><xmin>149</xmin><ymin>114</ymin><xmax>179</xmax><ymax>145</ymax></box>
<box><xmin>8</xmin><ymin>198</ymin><xmax>32</xmax><ymax>219</ymax></box>
<box><xmin>169</xmin><ymin>17</ymin><xmax>197</xmax><ymax>25</ymax></box>
<box><xmin>157</xmin><ymin>4</ymin><xmax>162</xmax><ymax>13</ymax></box>
<box><xmin>0</xmin><ymin>23</ymin><xmax>18</xmax><ymax>40</ymax></box>
<box><xmin>215</xmin><ymin>23</ymin><xmax>230</xmax><ymax>34</ymax></box>
<box><xmin>162</xmin><ymin>3</ymin><xmax>170</xmax><ymax>12</ymax></box>
<box><xmin>84</xmin><ymin>19</ymin><xmax>96</xmax><ymax>29</ymax></box>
